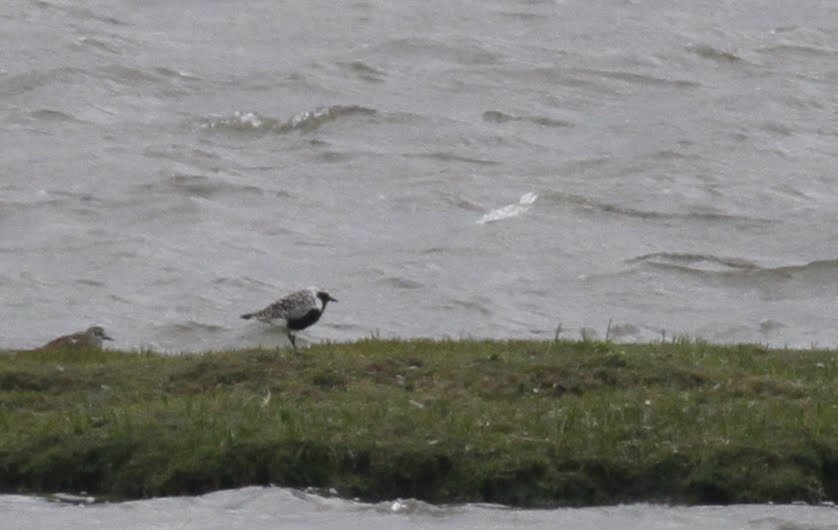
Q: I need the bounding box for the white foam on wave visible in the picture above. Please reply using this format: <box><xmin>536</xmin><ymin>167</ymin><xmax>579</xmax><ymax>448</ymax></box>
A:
<box><xmin>476</xmin><ymin>192</ymin><xmax>538</xmax><ymax>224</ymax></box>
<box><xmin>202</xmin><ymin>106</ymin><xmax>374</xmax><ymax>134</ymax></box>
<box><xmin>203</xmin><ymin>111</ymin><xmax>270</xmax><ymax>130</ymax></box>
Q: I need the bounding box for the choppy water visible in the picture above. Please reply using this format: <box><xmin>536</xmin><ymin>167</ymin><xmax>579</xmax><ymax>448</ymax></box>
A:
<box><xmin>1</xmin><ymin>488</ymin><xmax>836</xmax><ymax>530</ymax></box>
<box><xmin>3</xmin><ymin>0</ymin><xmax>838</xmax><ymax>351</ymax></box>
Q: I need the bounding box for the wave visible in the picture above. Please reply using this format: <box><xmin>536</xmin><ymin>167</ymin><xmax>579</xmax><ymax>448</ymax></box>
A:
<box><xmin>33</xmin><ymin>0</ymin><xmax>126</xmax><ymax>26</ymax></box>
<box><xmin>628</xmin><ymin>253</ymin><xmax>838</xmax><ymax>291</ymax></box>
<box><xmin>450</xmin><ymin>298</ymin><xmax>492</xmax><ymax>316</ymax></box>
<box><xmin>134</xmin><ymin>174</ymin><xmax>267</xmax><ymax>200</ymax></box>
<box><xmin>335</xmin><ymin>61</ymin><xmax>386</xmax><ymax>82</ymax></box>
<box><xmin>27</xmin><ymin>109</ymin><xmax>80</xmax><ymax>122</ymax></box>
<box><xmin>627</xmin><ymin>252</ymin><xmax>760</xmax><ymax>273</ymax></box>
<box><xmin>540</xmin><ymin>191</ymin><xmax>773</xmax><ymax>225</ymax></box>
<box><xmin>1</xmin><ymin>62</ymin><xmax>197</xmax><ymax>102</ymax></box>
<box><xmin>757</xmin><ymin>44</ymin><xmax>838</xmax><ymax>58</ymax></box>
<box><xmin>365</xmin><ymin>37</ymin><xmax>501</xmax><ymax>66</ymax></box>
<box><xmin>0</xmin><ymin>67</ymin><xmax>85</xmax><ymax>97</ymax></box>
<box><xmin>476</xmin><ymin>192</ymin><xmax>538</xmax><ymax>224</ymax></box>
<box><xmin>438</xmin><ymin>192</ymin><xmax>485</xmax><ymax>213</ymax></box>
<box><xmin>73</xmin><ymin>36</ymin><xmax>122</xmax><ymax>55</ymax></box>
<box><xmin>567</xmin><ymin>67</ymin><xmax>702</xmax><ymax>89</ymax></box>
<box><xmin>685</xmin><ymin>45</ymin><xmax>743</xmax><ymax>63</ymax></box>
<box><xmin>378</xmin><ymin>276</ymin><xmax>424</xmax><ymax>290</ymax></box>
<box><xmin>482</xmin><ymin>110</ymin><xmax>572</xmax><ymax>128</ymax></box>
<box><xmin>201</xmin><ymin>105</ymin><xmax>376</xmax><ymax>134</ymax></box>
<box><xmin>403</xmin><ymin>152</ymin><xmax>500</xmax><ymax>166</ymax></box>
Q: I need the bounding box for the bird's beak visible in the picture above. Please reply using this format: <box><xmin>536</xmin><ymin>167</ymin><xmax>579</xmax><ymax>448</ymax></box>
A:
<box><xmin>103</xmin><ymin>335</ymin><xmax>114</xmax><ymax>341</ymax></box>
<box><xmin>329</xmin><ymin>295</ymin><xmax>338</xmax><ymax>302</ymax></box>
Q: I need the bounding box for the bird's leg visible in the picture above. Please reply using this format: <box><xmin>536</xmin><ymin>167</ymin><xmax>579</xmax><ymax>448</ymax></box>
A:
<box><xmin>288</xmin><ymin>332</ymin><xmax>298</xmax><ymax>353</ymax></box>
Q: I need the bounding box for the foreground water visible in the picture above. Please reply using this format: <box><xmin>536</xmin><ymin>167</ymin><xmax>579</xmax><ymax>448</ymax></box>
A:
<box><xmin>2</xmin><ymin>0</ymin><xmax>838</xmax><ymax>351</ymax></box>
<box><xmin>0</xmin><ymin>488</ymin><xmax>836</xmax><ymax>530</ymax></box>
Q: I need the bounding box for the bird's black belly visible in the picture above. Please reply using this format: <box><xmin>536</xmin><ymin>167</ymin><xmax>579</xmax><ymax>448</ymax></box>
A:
<box><xmin>287</xmin><ymin>309</ymin><xmax>322</xmax><ymax>331</ymax></box>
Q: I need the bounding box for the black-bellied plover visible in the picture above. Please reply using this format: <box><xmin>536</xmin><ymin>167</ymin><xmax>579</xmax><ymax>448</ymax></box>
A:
<box><xmin>241</xmin><ymin>288</ymin><xmax>337</xmax><ymax>351</ymax></box>
<box><xmin>40</xmin><ymin>325</ymin><xmax>114</xmax><ymax>350</ymax></box>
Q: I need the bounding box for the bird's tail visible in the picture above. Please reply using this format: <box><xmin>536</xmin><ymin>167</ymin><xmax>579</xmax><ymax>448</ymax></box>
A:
<box><xmin>241</xmin><ymin>313</ymin><xmax>253</xmax><ymax>320</ymax></box>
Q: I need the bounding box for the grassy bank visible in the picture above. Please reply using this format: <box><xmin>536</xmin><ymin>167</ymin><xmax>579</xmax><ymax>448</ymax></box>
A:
<box><xmin>0</xmin><ymin>339</ymin><xmax>836</xmax><ymax>507</ymax></box>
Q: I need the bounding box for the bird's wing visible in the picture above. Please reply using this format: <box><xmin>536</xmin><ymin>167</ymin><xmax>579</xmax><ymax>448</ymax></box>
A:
<box><xmin>262</xmin><ymin>290</ymin><xmax>317</xmax><ymax>321</ymax></box>
<box><xmin>43</xmin><ymin>333</ymin><xmax>82</xmax><ymax>349</ymax></box>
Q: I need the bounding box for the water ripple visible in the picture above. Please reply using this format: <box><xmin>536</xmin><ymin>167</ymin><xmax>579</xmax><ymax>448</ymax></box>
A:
<box><xmin>135</xmin><ymin>174</ymin><xmax>267</xmax><ymax>200</ymax></box>
<box><xmin>628</xmin><ymin>254</ymin><xmax>838</xmax><ymax>295</ymax></box>
<box><xmin>685</xmin><ymin>45</ymin><xmax>743</xmax><ymax>63</ymax></box>
<box><xmin>201</xmin><ymin>106</ymin><xmax>376</xmax><ymax>134</ymax></box>
<box><xmin>541</xmin><ymin>192</ymin><xmax>775</xmax><ymax>225</ymax></box>
<box><xmin>627</xmin><ymin>253</ymin><xmax>760</xmax><ymax>273</ymax></box>
<box><xmin>482</xmin><ymin>110</ymin><xmax>572</xmax><ymax>128</ymax></box>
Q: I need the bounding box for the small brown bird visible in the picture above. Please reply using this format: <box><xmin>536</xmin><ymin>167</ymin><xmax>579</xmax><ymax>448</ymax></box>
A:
<box><xmin>40</xmin><ymin>326</ymin><xmax>114</xmax><ymax>350</ymax></box>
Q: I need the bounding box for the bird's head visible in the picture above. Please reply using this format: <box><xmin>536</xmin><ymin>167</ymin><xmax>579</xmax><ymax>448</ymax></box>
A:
<box><xmin>87</xmin><ymin>326</ymin><xmax>114</xmax><ymax>341</ymax></box>
<box><xmin>316</xmin><ymin>291</ymin><xmax>338</xmax><ymax>306</ymax></box>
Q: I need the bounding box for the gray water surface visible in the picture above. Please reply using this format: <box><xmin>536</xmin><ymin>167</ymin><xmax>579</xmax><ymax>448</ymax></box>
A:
<box><xmin>2</xmin><ymin>2</ymin><xmax>837</xmax><ymax>353</ymax></box>
<box><xmin>2</xmin><ymin>488</ymin><xmax>837</xmax><ymax>530</ymax></box>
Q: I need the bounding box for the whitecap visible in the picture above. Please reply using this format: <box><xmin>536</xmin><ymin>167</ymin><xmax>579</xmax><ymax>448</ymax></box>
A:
<box><xmin>476</xmin><ymin>192</ymin><xmax>538</xmax><ymax>224</ymax></box>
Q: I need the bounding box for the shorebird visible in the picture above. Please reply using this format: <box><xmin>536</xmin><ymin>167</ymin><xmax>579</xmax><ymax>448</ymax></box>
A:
<box><xmin>241</xmin><ymin>288</ymin><xmax>337</xmax><ymax>351</ymax></box>
<box><xmin>40</xmin><ymin>326</ymin><xmax>114</xmax><ymax>350</ymax></box>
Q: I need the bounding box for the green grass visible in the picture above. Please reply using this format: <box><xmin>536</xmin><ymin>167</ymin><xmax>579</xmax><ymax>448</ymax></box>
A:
<box><xmin>0</xmin><ymin>339</ymin><xmax>836</xmax><ymax>507</ymax></box>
